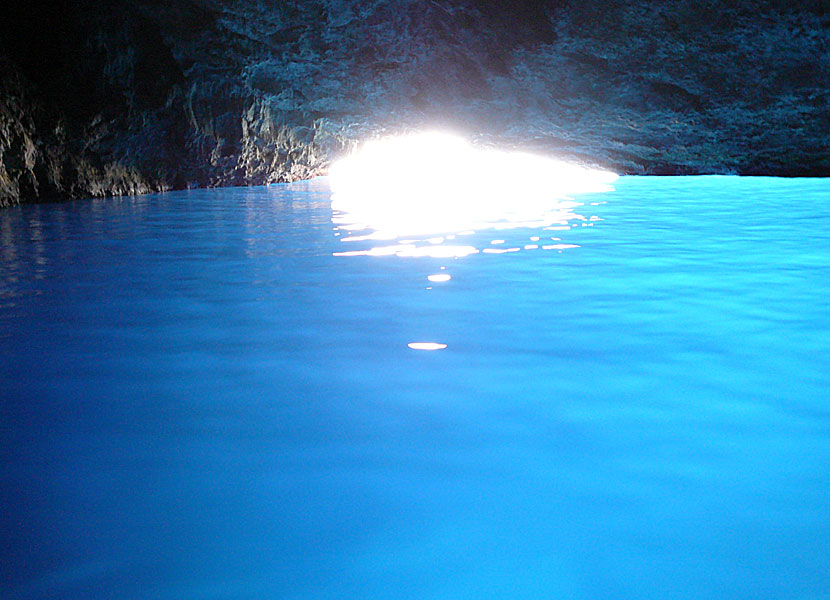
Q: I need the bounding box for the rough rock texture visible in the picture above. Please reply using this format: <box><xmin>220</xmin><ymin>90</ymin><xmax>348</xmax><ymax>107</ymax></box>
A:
<box><xmin>1</xmin><ymin>0</ymin><xmax>828</xmax><ymax>206</ymax></box>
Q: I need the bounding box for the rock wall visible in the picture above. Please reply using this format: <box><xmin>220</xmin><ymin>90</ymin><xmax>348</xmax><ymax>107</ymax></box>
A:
<box><xmin>1</xmin><ymin>0</ymin><xmax>828</xmax><ymax>206</ymax></box>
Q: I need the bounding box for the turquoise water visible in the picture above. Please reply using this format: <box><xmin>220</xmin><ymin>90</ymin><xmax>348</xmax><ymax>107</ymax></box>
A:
<box><xmin>1</xmin><ymin>176</ymin><xmax>828</xmax><ymax>599</ymax></box>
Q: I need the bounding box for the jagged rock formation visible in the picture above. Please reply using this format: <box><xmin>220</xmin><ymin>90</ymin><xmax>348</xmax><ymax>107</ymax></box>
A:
<box><xmin>1</xmin><ymin>0</ymin><xmax>828</xmax><ymax>206</ymax></box>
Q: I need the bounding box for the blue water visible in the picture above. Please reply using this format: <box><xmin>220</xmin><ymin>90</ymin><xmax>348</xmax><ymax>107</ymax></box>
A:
<box><xmin>1</xmin><ymin>176</ymin><xmax>828</xmax><ymax>600</ymax></box>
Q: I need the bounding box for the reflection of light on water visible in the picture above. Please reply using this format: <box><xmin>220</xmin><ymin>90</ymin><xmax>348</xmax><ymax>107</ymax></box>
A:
<box><xmin>543</xmin><ymin>244</ymin><xmax>580</xmax><ymax>250</ymax></box>
<box><xmin>427</xmin><ymin>274</ymin><xmax>451</xmax><ymax>282</ymax></box>
<box><xmin>408</xmin><ymin>342</ymin><xmax>447</xmax><ymax>351</ymax></box>
<box><xmin>332</xmin><ymin>244</ymin><xmax>479</xmax><ymax>258</ymax></box>
<box><xmin>482</xmin><ymin>247</ymin><xmax>521</xmax><ymax>254</ymax></box>
<box><xmin>329</xmin><ymin>132</ymin><xmax>617</xmax><ymax>257</ymax></box>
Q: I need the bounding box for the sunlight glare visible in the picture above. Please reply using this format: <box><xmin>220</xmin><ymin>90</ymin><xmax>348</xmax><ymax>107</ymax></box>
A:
<box><xmin>329</xmin><ymin>132</ymin><xmax>618</xmax><ymax>238</ymax></box>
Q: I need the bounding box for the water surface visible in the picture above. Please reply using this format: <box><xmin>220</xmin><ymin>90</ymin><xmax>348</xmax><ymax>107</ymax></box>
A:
<box><xmin>1</xmin><ymin>176</ymin><xmax>828</xmax><ymax>599</ymax></box>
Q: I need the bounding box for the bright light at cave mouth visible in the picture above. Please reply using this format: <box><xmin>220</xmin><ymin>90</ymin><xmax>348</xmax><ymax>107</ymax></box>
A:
<box><xmin>329</xmin><ymin>131</ymin><xmax>618</xmax><ymax>238</ymax></box>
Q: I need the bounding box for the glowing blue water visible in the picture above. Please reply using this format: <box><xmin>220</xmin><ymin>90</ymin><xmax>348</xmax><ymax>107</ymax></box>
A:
<box><xmin>1</xmin><ymin>176</ymin><xmax>828</xmax><ymax>600</ymax></box>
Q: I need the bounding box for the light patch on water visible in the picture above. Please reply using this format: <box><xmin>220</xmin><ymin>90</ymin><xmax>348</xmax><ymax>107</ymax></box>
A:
<box><xmin>332</xmin><ymin>244</ymin><xmax>416</xmax><ymax>257</ymax></box>
<box><xmin>483</xmin><ymin>247</ymin><xmax>521</xmax><ymax>254</ymax></box>
<box><xmin>408</xmin><ymin>342</ymin><xmax>448</xmax><ymax>351</ymax></box>
<box><xmin>427</xmin><ymin>274</ymin><xmax>451</xmax><ymax>282</ymax></box>
<box><xmin>543</xmin><ymin>244</ymin><xmax>580</xmax><ymax>250</ymax></box>
<box><xmin>339</xmin><ymin>232</ymin><xmax>397</xmax><ymax>242</ymax></box>
<box><xmin>334</xmin><ymin>245</ymin><xmax>479</xmax><ymax>258</ymax></box>
<box><xmin>396</xmin><ymin>245</ymin><xmax>479</xmax><ymax>258</ymax></box>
